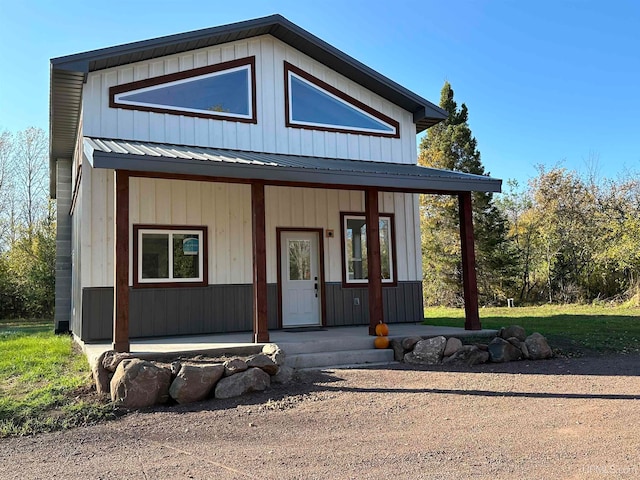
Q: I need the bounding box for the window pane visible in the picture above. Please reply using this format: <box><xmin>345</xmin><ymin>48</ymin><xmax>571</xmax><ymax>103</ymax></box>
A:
<box><xmin>379</xmin><ymin>219</ymin><xmax>391</xmax><ymax>280</ymax></box>
<box><xmin>142</xmin><ymin>234</ymin><xmax>169</xmax><ymax>279</ymax></box>
<box><xmin>346</xmin><ymin>218</ymin><xmax>367</xmax><ymax>280</ymax></box>
<box><xmin>289</xmin><ymin>240</ymin><xmax>311</xmax><ymax>281</ymax></box>
<box><xmin>290</xmin><ymin>76</ymin><xmax>393</xmax><ymax>132</ymax></box>
<box><xmin>173</xmin><ymin>234</ymin><xmax>200</xmax><ymax>279</ymax></box>
<box><xmin>120</xmin><ymin>68</ymin><xmax>249</xmax><ymax>115</ymax></box>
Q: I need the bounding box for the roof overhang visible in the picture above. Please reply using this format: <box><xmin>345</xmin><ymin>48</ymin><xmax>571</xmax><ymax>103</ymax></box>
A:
<box><xmin>84</xmin><ymin>138</ymin><xmax>502</xmax><ymax>194</ymax></box>
<box><xmin>50</xmin><ymin>15</ymin><xmax>448</xmax><ymax>197</ymax></box>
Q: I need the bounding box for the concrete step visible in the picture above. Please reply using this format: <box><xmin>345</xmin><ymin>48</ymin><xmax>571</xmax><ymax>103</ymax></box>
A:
<box><xmin>284</xmin><ymin>348</ymin><xmax>395</xmax><ymax>369</ymax></box>
<box><xmin>277</xmin><ymin>336</ymin><xmax>377</xmax><ymax>355</ymax></box>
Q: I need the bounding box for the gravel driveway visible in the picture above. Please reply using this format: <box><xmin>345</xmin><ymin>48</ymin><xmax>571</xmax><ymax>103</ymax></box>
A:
<box><xmin>1</xmin><ymin>354</ymin><xmax>639</xmax><ymax>479</ymax></box>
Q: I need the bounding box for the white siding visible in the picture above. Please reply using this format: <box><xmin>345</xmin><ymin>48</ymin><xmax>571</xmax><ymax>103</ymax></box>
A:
<box><xmin>83</xmin><ymin>35</ymin><xmax>417</xmax><ymax>164</ymax></box>
<box><xmin>81</xmin><ymin>172</ymin><xmax>422</xmax><ymax>287</ymax></box>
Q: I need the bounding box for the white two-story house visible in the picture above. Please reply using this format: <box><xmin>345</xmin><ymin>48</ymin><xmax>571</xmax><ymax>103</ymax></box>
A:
<box><xmin>50</xmin><ymin>15</ymin><xmax>501</xmax><ymax>352</ymax></box>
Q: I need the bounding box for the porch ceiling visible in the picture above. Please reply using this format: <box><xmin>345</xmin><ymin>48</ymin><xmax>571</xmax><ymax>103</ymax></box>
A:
<box><xmin>84</xmin><ymin>137</ymin><xmax>502</xmax><ymax>193</ymax></box>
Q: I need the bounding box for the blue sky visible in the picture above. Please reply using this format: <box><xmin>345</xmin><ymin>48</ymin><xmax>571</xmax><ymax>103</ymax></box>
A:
<box><xmin>1</xmin><ymin>0</ymin><xmax>638</xmax><ymax>187</ymax></box>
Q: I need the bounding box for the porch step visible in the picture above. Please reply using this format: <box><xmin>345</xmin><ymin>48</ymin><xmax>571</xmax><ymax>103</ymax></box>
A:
<box><xmin>284</xmin><ymin>348</ymin><xmax>394</xmax><ymax>370</ymax></box>
<box><xmin>277</xmin><ymin>335</ymin><xmax>377</xmax><ymax>356</ymax></box>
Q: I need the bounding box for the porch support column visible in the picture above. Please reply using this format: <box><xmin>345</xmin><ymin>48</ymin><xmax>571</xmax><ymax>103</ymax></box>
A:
<box><xmin>251</xmin><ymin>181</ymin><xmax>269</xmax><ymax>343</ymax></box>
<box><xmin>458</xmin><ymin>192</ymin><xmax>481</xmax><ymax>330</ymax></box>
<box><xmin>113</xmin><ymin>170</ymin><xmax>130</xmax><ymax>352</ymax></box>
<box><xmin>365</xmin><ymin>188</ymin><xmax>383</xmax><ymax>336</ymax></box>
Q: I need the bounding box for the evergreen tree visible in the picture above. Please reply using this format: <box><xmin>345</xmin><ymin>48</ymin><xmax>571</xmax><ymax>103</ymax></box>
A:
<box><xmin>419</xmin><ymin>82</ymin><xmax>516</xmax><ymax>305</ymax></box>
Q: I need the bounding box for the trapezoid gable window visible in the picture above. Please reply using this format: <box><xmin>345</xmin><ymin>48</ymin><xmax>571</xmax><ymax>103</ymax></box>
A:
<box><xmin>110</xmin><ymin>57</ymin><xmax>257</xmax><ymax>123</ymax></box>
<box><xmin>133</xmin><ymin>225</ymin><xmax>208</xmax><ymax>288</ymax></box>
<box><xmin>284</xmin><ymin>62</ymin><xmax>399</xmax><ymax>138</ymax></box>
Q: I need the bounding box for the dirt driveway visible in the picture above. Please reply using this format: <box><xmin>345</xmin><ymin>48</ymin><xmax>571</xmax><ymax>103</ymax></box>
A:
<box><xmin>1</xmin><ymin>354</ymin><xmax>639</xmax><ymax>479</ymax></box>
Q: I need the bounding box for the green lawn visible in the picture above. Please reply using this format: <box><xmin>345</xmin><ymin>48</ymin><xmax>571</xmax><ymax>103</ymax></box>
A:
<box><xmin>0</xmin><ymin>319</ymin><xmax>113</xmax><ymax>437</ymax></box>
<box><xmin>424</xmin><ymin>304</ymin><xmax>640</xmax><ymax>355</ymax></box>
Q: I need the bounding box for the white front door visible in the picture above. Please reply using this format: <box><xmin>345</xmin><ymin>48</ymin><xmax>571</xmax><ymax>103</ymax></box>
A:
<box><xmin>281</xmin><ymin>231</ymin><xmax>321</xmax><ymax>327</ymax></box>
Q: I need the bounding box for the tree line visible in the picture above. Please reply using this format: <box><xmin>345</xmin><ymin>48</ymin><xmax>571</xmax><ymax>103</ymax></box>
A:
<box><xmin>0</xmin><ymin>127</ymin><xmax>55</xmax><ymax>318</ymax></box>
<box><xmin>420</xmin><ymin>82</ymin><xmax>640</xmax><ymax>307</ymax></box>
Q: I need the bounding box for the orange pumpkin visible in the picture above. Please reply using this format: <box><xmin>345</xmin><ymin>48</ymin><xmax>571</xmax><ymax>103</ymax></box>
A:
<box><xmin>375</xmin><ymin>321</ymin><xmax>389</xmax><ymax>337</ymax></box>
<box><xmin>374</xmin><ymin>336</ymin><xmax>390</xmax><ymax>349</ymax></box>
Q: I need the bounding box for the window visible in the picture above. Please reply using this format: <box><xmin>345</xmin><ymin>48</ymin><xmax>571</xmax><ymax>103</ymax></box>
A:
<box><xmin>284</xmin><ymin>62</ymin><xmax>399</xmax><ymax>138</ymax></box>
<box><xmin>110</xmin><ymin>57</ymin><xmax>256</xmax><ymax>123</ymax></box>
<box><xmin>133</xmin><ymin>225</ymin><xmax>207</xmax><ymax>287</ymax></box>
<box><xmin>341</xmin><ymin>213</ymin><xmax>395</xmax><ymax>286</ymax></box>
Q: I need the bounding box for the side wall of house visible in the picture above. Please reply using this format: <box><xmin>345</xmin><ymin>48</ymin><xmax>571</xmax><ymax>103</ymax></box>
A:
<box><xmin>82</xmin><ymin>35</ymin><xmax>417</xmax><ymax>164</ymax></box>
<box><xmin>78</xmin><ymin>166</ymin><xmax>423</xmax><ymax>341</ymax></box>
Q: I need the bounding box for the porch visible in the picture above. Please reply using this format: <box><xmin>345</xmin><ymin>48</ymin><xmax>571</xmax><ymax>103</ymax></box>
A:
<box><xmin>82</xmin><ymin>323</ymin><xmax>498</xmax><ymax>369</ymax></box>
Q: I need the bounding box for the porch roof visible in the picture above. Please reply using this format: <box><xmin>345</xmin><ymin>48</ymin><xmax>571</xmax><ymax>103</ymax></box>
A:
<box><xmin>84</xmin><ymin>137</ymin><xmax>502</xmax><ymax>193</ymax></box>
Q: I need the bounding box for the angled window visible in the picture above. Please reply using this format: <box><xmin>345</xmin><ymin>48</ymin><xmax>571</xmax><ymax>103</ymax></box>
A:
<box><xmin>110</xmin><ymin>57</ymin><xmax>256</xmax><ymax>123</ymax></box>
<box><xmin>133</xmin><ymin>225</ymin><xmax>208</xmax><ymax>287</ymax></box>
<box><xmin>285</xmin><ymin>62</ymin><xmax>399</xmax><ymax>138</ymax></box>
<box><xmin>340</xmin><ymin>212</ymin><xmax>396</xmax><ymax>287</ymax></box>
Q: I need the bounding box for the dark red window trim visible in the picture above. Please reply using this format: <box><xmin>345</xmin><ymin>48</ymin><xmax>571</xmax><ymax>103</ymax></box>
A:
<box><xmin>110</xmin><ymin>57</ymin><xmax>257</xmax><ymax>124</ymax></box>
<box><xmin>339</xmin><ymin>212</ymin><xmax>398</xmax><ymax>288</ymax></box>
<box><xmin>133</xmin><ymin>224</ymin><xmax>208</xmax><ymax>288</ymax></box>
<box><xmin>284</xmin><ymin>62</ymin><xmax>400</xmax><ymax>139</ymax></box>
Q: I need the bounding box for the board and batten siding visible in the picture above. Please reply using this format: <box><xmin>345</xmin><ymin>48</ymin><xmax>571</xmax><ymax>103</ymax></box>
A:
<box><xmin>79</xmin><ymin>166</ymin><xmax>422</xmax><ymax>288</ymax></box>
<box><xmin>82</xmin><ymin>35</ymin><xmax>417</xmax><ymax>164</ymax></box>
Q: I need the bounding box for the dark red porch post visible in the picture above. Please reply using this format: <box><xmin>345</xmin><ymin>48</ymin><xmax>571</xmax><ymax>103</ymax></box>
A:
<box><xmin>113</xmin><ymin>170</ymin><xmax>130</xmax><ymax>352</ymax></box>
<box><xmin>365</xmin><ymin>188</ymin><xmax>384</xmax><ymax>335</ymax></box>
<box><xmin>458</xmin><ymin>192</ymin><xmax>481</xmax><ymax>330</ymax></box>
<box><xmin>251</xmin><ymin>182</ymin><xmax>269</xmax><ymax>343</ymax></box>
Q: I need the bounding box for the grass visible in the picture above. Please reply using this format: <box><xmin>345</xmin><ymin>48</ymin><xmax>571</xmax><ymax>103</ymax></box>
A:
<box><xmin>0</xmin><ymin>319</ymin><xmax>114</xmax><ymax>437</ymax></box>
<box><xmin>424</xmin><ymin>304</ymin><xmax>640</xmax><ymax>355</ymax></box>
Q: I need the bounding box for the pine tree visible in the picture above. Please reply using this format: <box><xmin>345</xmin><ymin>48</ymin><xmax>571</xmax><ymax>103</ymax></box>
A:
<box><xmin>419</xmin><ymin>82</ymin><xmax>516</xmax><ymax>305</ymax></box>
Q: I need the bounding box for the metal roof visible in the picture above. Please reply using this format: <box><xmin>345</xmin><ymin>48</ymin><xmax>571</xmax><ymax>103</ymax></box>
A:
<box><xmin>84</xmin><ymin>138</ymin><xmax>502</xmax><ymax>193</ymax></box>
<box><xmin>50</xmin><ymin>15</ymin><xmax>448</xmax><ymax>197</ymax></box>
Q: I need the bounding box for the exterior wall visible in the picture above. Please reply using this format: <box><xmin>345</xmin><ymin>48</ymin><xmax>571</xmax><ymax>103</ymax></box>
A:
<box><xmin>80</xmin><ymin>167</ymin><xmax>422</xmax><ymax>288</ymax></box>
<box><xmin>82</xmin><ymin>35</ymin><xmax>417</xmax><ymax>164</ymax></box>
<box><xmin>54</xmin><ymin>159</ymin><xmax>72</xmax><ymax>333</ymax></box>
<box><xmin>80</xmin><ymin>282</ymin><xmax>421</xmax><ymax>342</ymax></box>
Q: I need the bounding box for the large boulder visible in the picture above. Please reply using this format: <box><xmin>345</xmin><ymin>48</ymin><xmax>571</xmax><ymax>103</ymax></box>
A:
<box><xmin>443</xmin><ymin>337</ymin><xmax>463</xmax><ymax>357</ymax></box>
<box><xmin>91</xmin><ymin>351</ymin><xmax>112</xmax><ymax>397</ymax></box>
<box><xmin>498</xmin><ymin>325</ymin><xmax>527</xmax><ymax>342</ymax></box>
<box><xmin>525</xmin><ymin>333</ymin><xmax>553</xmax><ymax>360</ymax></box>
<box><xmin>488</xmin><ymin>337</ymin><xmax>523</xmax><ymax>363</ymax></box>
<box><xmin>442</xmin><ymin>345</ymin><xmax>490</xmax><ymax>366</ymax></box>
<box><xmin>246</xmin><ymin>354</ymin><xmax>279</xmax><ymax>375</ymax></box>
<box><xmin>169</xmin><ymin>363</ymin><xmax>225</xmax><ymax>404</ymax></box>
<box><xmin>110</xmin><ymin>359</ymin><xmax>172</xmax><ymax>408</ymax></box>
<box><xmin>223</xmin><ymin>358</ymin><xmax>248</xmax><ymax>376</ymax></box>
<box><xmin>390</xmin><ymin>339</ymin><xmax>406</xmax><ymax>362</ymax></box>
<box><xmin>102</xmin><ymin>350</ymin><xmax>133</xmax><ymax>372</ymax></box>
<box><xmin>214</xmin><ymin>367</ymin><xmax>271</xmax><ymax>399</ymax></box>
<box><xmin>271</xmin><ymin>365</ymin><xmax>294</xmax><ymax>384</ymax></box>
<box><xmin>404</xmin><ymin>336</ymin><xmax>447</xmax><ymax>365</ymax></box>
<box><xmin>262</xmin><ymin>344</ymin><xmax>286</xmax><ymax>366</ymax></box>
<box><xmin>401</xmin><ymin>336</ymin><xmax>423</xmax><ymax>351</ymax></box>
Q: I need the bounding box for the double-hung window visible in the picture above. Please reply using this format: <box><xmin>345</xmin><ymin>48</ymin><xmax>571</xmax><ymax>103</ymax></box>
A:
<box><xmin>341</xmin><ymin>213</ymin><xmax>395</xmax><ymax>286</ymax></box>
<box><xmin>134</xmin><ymin>225</ymin><xmax>207</xmax><ymax>287</ymax></box>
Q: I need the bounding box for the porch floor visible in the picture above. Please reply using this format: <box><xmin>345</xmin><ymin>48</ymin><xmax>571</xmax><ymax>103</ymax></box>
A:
<box><xmin>81</xmin><ymin>323</ymin><xmax>497</xmax><ymax>366</ymax></box>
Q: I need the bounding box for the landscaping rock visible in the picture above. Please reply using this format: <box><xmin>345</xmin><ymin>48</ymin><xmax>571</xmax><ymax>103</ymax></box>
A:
<box><xmin>404</xmin><ymin>336</ymin><xmax>447</xmax><ymax>365</ymax></box>
<box><xmin>224</xmin><ymin>358</ymin><xmax>248</xmax><ymax>376</ymax></box>
<box><xmin>401</xmin><ymin>336</ymin><xmax>422</xmax><ymax>351</ymax></box>
<box><xmin>521</xmin><ymin>341</ymin><xmax>530</xmax><ymax>359</ymax></box>
<box><xmin>474</xmin><ymin>343</ymin><xmax>489</xmax><ymax>351</ymax></box>
<box><xmin>214</xmin><ymin>367</ymin><xmax>271</xmax><ymax>399</ymax></box>
<box><xmin>499</xmin><ymin>325</ymin><xmax>527</xmax><ymax>342</ymax></box>
<box><xmin>247</xmin><ymin>354</ymin><xmax>279</xmax><ymax>375</ymax></box>
<box><xmin>272</xmin><ymin>365</ymin><xmax>294</xmax><ymax>384</ymax></box>
<box><xmin>91</xmin><ymin>351</ymin><xmax>111</xmax><ymax>397</ymax></box>
<box><xmin>442</xmin><ymin>345</ymin><xmax>490</xmax><ymax>366</ymax></box>
<box><xmin>525</xmin><ymin>333</ymin><xmax>553</xmax><ymax>360</ymax></box>
<box><xmin>169</xmin><ymin>363</ymin><xmax>224</xmax><ymax>404</ymax></box>
<box><xmin>170</xmin><ymin>361</ymin><xmax>182</xmax><ymax>376</ymax></box>
<box><xmin>488</xmin><ymin>337</ymin><xmax>523</xmax><ymax>363</ymax></box>
<box><xmin>102</xmin><ymin>350</ymin><xmax>133</xmax><ymax>372</ymax></box>
<box><xmin>390</xmin><ymin>339</ymin><xmax>406</xmax><ymax>362</ymax></box>
<box><xmin>506</xmin><ymin>337</ymin><xmax>523</xmax><ymax>350</ymax></box>
<box><xmin>262</xmin><ymin>344</ymin><xmax>286</xmax><ymax>366</ymax></box>
<box><xmin>443</xmin><ymin>337</ymin><xmax>463</xmax><ymax>357</ymax></box>
<box><xmin>110</xmin><ymin>359</ymin><xmax>172</xmax><ymax>408</ymax></box>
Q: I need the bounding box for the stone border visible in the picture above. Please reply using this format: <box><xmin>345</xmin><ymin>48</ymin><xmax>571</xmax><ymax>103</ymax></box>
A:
<box><xmin>92</xmin><ymin>344</ymin><xmax>293</xmax><ymax>409</ymax></box>
<box><xmin>389</xmin><ymin>325</ymin><xmax>553</xmax><ymax>366</ymax></box>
